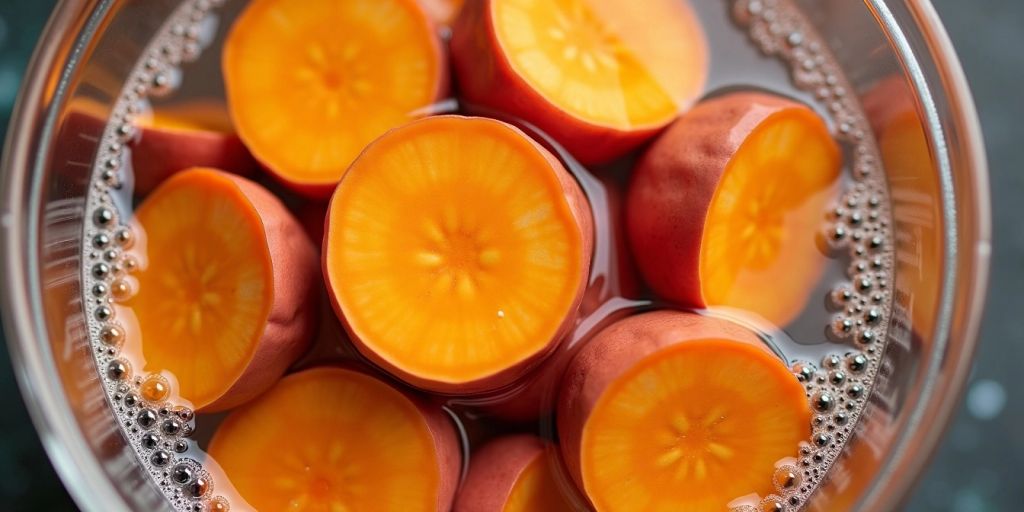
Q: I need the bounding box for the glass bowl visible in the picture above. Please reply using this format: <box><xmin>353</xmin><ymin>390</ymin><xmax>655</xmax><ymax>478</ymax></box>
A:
<box><xmin>0</xmin><ymin>0</ymin><xmax>989</xmax><ymax>510</ymax></box>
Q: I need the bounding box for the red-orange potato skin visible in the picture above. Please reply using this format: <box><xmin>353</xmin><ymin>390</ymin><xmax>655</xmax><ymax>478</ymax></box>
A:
<box><xmin>556</xmin><ymin>311</ymin><xmax>763</xmax><ymax>495</ymax></box>
<box><xmin>625</xmin><ymin>92</ymin><xmax>807</xmax><ymax>309</ymax></box>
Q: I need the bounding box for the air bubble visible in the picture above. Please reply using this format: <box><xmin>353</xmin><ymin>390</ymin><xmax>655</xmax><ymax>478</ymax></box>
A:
<box><xmin>760</xmin><ymin>495</ymin><xmax>785</xmax><ymax>512</ymax></box>
<box><xmin>142</xmin><ymin>434</ymin><xmax>159</xmax><ymax>450</ymax></box>
<box><xmin>107</xmin><ymin>359</ymin><xmax>130</xmax><ymax>380</ymax></box>
<box><xmin>209</xmin><ymin>497</ymin><xmax>229</xmax><ymax>512</ymax></box>
<box><xmin>812</xmin><ymin>392</ymin><xmax>835</xmax><ymax>412</ymax></box>
<box><xmin>101</xmin><ymin>169</ymin><xmax>118</xmax><ymax>185</ymax></box>
<box><xmin>116</xmin><ymin>122</ymin><xmax>136</xmax><ymax>142</ymax></box>
<box><xmin>137</xmin><ymin>409</ymin><xmax>158</xmax><ymax>429</ymax></box>
<box><xmin>856</xmin><ymin>277</ymin><xmax>873</xmax><ymax>291</ymax></box>
<box><xmin>792</xmin><ymin>362</ymin><xmax>815</xmax><ymax>382</ymax></box>
<box><xmin>829</xmin><ymin>316</ymin><xmax>853</xmax><ymax>338</ymax></box>
<box><xmin>93</xmin><ymin>233</ymin><xmax>112</xmax><ymax>248</ymax></box>
<box><xmin>94</xmin><ymin>208</ymin><xmax>115</xmax><ymax>227</ymax></box>
<box><xmin>172</xmin><ymin>465</ymin><xmax>194</xmax><ymax>485</ymax></box>
<box><xmin>186</xmin><ymin>475</ymin><xmax>211</xmax><ymax>499</ymax></box>
<box><xmin>122</xmin><ymin>255</ymin><xmax>140</xmax><ymax>272</ymax></box>
<box><xmin>830</xmin><ymin>286</ymin><xmax>854</xmax><ymax>307</ymax></box>
<box><xmin>175</xmin><ymin>407</ymin><xmax>194</xmax><ymax>422</ymax></box>
<box><xmin>151</xmin><ymin>72</ymin><xmax>173</xmax><ymax>95</ymax></box>
<box><xmin>123</xmin><ymin>392</ymin><xmax>139</xmax><ymax>408</ymax></box>
<box><xmin>100</xmin><ymin>325</ymin><xmax>124</xmax><ymax>346</ymax></box>
<box><xmin>141</xmin><ymin>375</ymin><xmax>170</xmax><ymax>403</ymax></box>
<box><xmin>114</xmin><ymin>228</ymin><xmax>134</xmax><ymax>247</ymax></box>
<box><xmin>151</xmin><ymin>450</ymin><xmax>171</xmax><ymax>467</ymax></box>
<box><xmin>162</xmin><ymin>419</ymin><xmax>183</xmax><ymax>436</ymax></box>
<box><xmin>846</xmin><ymin>354</ymin><xmax>868</xmax><ymax>373</ymax></box>
<box><xmin>774</xmin><ymin>465</ymin><xmax>801</xmax><ymax>491</ymax></box>
<box><xmin>92</xmin><ymin>263</ymin><xmax>111</xmax><ymax>279</ymax></box>
<box><xmin>92</xmin><ymin>283</ymin><xmax>108</xmax><ymax>297</ymax></box>
<box><xmin>828</xmin><ymin>370</ymin><xmax>846</xmax><ymax>385</ymax></box>
<box><xmin>111</xmin><ymin>279</ymin><xmax>133</xmax><ymax>300</ymax></box>
<box><xmin>857</xmin><ymin>329</ymin><xmax>876</xmax><ymax>345</ymax></box>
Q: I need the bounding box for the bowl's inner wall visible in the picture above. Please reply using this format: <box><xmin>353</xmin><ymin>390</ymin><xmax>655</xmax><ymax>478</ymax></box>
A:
<box><xmin>32</xmin><ymin>1</ymin><xmax>948</xmax><ymax>510</ymax></box>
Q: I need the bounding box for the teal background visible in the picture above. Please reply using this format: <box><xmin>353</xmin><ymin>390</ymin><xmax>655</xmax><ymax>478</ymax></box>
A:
<box><xmin>0</xmin><ymin>1</ymin><xmax>1019</xmax><ymax>510</ymax></box>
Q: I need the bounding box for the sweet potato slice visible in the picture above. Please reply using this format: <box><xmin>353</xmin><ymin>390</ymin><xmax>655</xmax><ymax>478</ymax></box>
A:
<box><xmin>863</xmin><ymin>76</ymin><xmax>941</xmax><ymax>342</ymax></box>
<box><xmin>557</xmin><ymin>311</ymin><xmax>811</xmax><ymax>510</ymax></box>
<box><xmin>131</xmin><ymin>100</ymin><xmax>258</xmax><ymax>195</ymax></box>
<box><xmin>626</xmin><ymin>92</ymin><xmax>841</xmax><ymax>326</ymax></box>
<box><xmin>208</xmin><ymin>367</ymin><xmax>460</xmax><ymax>511</ymax></box>
<box><xmin>324</xmin><ymin>115</ymin><xmax>593</xmax><ymax>394</ymax></box>
<box><xmin>451</xmin><ymin>0</ymin><xmax>707</xmax><ymax>164</ymax></box>
<box><xmin>64</xmin><ymin>99</ymin><xmax>257</xmax><ymax>195</ymax></box>
<box><xmin>454</xmin><ymin>435</ymin><xmax>574</xmax><ymax>511</ymax></box>
<box><xmin>127</xmin><ymin>167</ymin><xmax>318</xmax><ymax>412</ymax></box>
<box><xmin>223</xmin><ymin>0</ymin><xmax>447</xmax><ymax>197</ymax></box>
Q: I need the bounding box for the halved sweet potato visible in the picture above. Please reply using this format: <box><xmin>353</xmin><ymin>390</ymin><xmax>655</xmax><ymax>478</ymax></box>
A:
<box><xmin>557</xmin><ymin>310</ymin><xmax>811</xmax><ymax>510</ymax></box>
<box><xmin>451</xmin><ymin>0</ymin><xmax>707</xmax><ymax>164</ymax></box>
<box><xmin>863</xmin><ymin>76</ymin><xmax>941</xmax><ymax>342</ymax></box>
<box><xmin>324</xmin><ymin>115</ymin><xmax>593</xmax><ymax>394</ymax></box>
<box><xmin>131</xmin><ymin>100</ymin><xmax>258</xmax><ymax>195</ymax></box>
<box><xmin>65</xmin><ymin>99</ymin><xmax>257</xmax><ymax>195</ymax></box>
<box><xmin>209</xmin><ymin>367</ymin><xmax>460</xmax><ymax>511</ymax></box>
<box><xmin>454</xmin><ymin>435</ymin><xmax>575</xmax><ymax>511</ymax></box>
<box><xmin>127</xmin><ymin>167</ymin><xmax>318</xmax><ymax>412</ymax></box>
<box><xmin>626</xmin><ymin>92</ymin><xmax>841</xmax><ymax>326</ymax></box>
<box><xmin>223</xmin><ymin>0</ymin><xmax>447</xmax><ymax>197</ymax></box>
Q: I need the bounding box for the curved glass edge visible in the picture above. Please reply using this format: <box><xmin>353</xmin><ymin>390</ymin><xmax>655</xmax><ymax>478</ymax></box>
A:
<box><xmin>858</xmin><ymin>0</ymin><xmax>991</xmax><ymax>510</ymax></box>
<box><xmin>0</xmin><ymin>1</ymin><xmax>991</xmax><ymax>511</ymax></box>
<box><xmin>0</xmin><ymin>1</ymin><xmax>168</xmax><ymax>511</ymax></box>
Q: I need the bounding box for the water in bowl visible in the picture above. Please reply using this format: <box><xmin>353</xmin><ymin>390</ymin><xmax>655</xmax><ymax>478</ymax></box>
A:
<box><xmin>78</xmin><ymin>0</ymin><xmax>899</xmax><ymax>510</ymax></box>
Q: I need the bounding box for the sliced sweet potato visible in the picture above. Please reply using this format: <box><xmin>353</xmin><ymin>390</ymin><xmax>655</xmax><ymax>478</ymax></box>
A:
<box><xmin>127</xmin><ymin>167</ymin><xmax>318</xmax><ymax>412</ymax></box>
<box><xmin>557</xmin><ymin>311</ymin><xmax>811</xmax><ymax>510</ymax></box>
<box><xmin>223</xmin><ymin>0</ymin><xmax>447</xmax><ymax>197</ymax></box>
<box><xmin>324</xmin><ymin>115</ymin><xmax>593</xmax><ymax>394</ymax></box>
<box><xmin>863</xmin><ymin>76</ymin><xmax>941</xmax><ymax>341</ymax></box>
<box><xmin>451</xmin><ymin>0</ymin><xmax>707</xmax><ymax>164</ymax></box>
<box><xmin>131</xmin><ymin>100</ymin><xmax>258</xmax><ymax>195</ymax></box>
<box><xmin>208</xmin><ymin>367</ymin><xmax>460</xmax><ymax>511</ymax></box>
<box><xmin>626</xmin><ymin>92</ymin><xmax>841</xmax><ymax>326</ymax></box>
<box><xmin>65</xmin><ymin>99</ymin><xmax>257</xmax><ymax>195</ymax></box>
<box><xmin>454</xmin><ymin>435</ymin><xmax>575</xmax><ymax>511</ymax></box>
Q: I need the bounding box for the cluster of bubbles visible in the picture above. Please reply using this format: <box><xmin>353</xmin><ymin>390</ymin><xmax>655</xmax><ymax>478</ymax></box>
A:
<box><xmin>730</xmin><ymin>0</ymin><xmax>895</xmax><ymax>510</ymax></box>
<box><xmin>82</xmin><ymin>1</ymin><xmax>233</xmax><ymax>511</ymax></box>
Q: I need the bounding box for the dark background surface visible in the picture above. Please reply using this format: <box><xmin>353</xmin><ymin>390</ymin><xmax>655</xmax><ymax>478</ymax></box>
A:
<box><xmin>0</xmin><ymin>1</ymin><xmax>1019</xmax><ymax>510</ymax></box>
